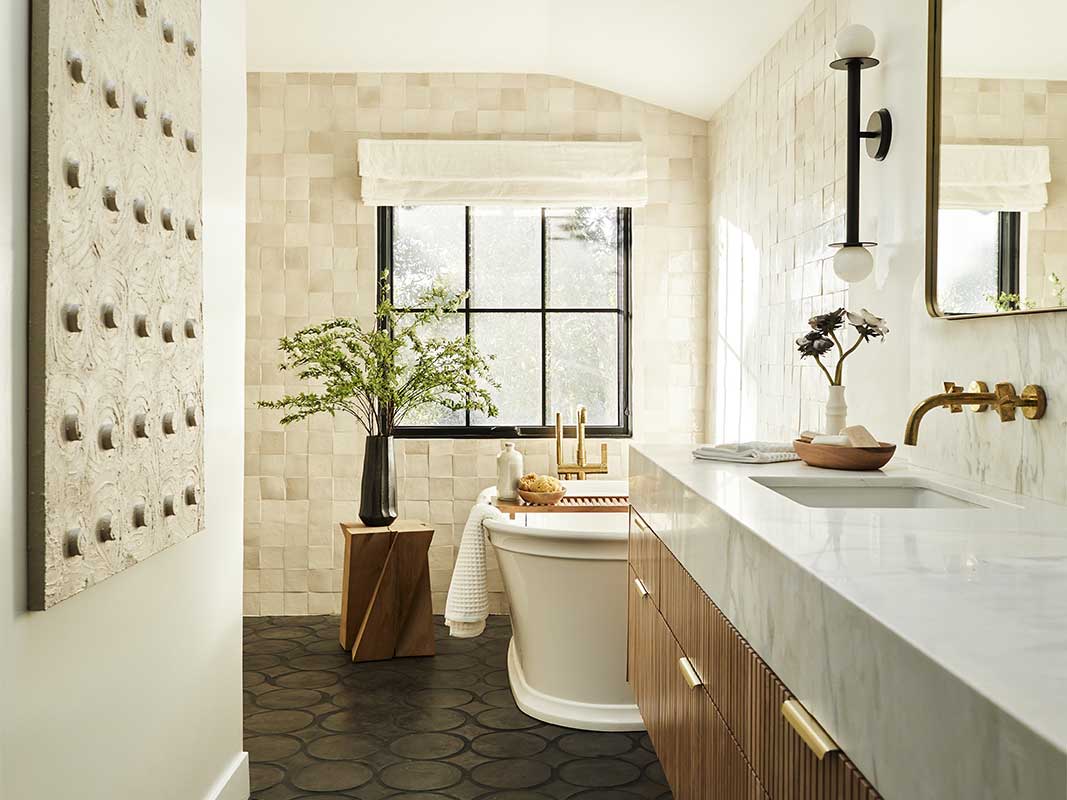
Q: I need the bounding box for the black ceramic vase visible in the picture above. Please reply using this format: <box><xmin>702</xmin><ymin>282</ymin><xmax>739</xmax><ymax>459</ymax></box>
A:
<box><xmin>359</xmin><ymin>435</ymin><xmax>398</xmax><ymax>527</ymax></box>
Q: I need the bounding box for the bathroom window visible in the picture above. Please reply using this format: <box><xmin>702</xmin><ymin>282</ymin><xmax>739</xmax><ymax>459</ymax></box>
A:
<box><xmin>379</xmin><ymin>205</ymin><xmax>632</xmax><ymax>438</ymax></box>
<box><xmin>937</xmin><ymin>209</ymin><xmax>1024</xmax><ymax>314</ymax></box>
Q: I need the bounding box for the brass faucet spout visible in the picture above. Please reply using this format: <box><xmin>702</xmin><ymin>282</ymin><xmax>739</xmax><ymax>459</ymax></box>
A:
<box><xmin>903</xmin><ymin>391</ymin><xmax>994</xmax><ymax>445</ymax></box>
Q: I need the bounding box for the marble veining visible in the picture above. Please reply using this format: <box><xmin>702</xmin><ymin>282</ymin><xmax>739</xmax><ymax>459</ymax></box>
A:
<box><xmin>630</xmin><ymin>443</ymin><xmax>1067</xmax><ymax>800</ymax></box>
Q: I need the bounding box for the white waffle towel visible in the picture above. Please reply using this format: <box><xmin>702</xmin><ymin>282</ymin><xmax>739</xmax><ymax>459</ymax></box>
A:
<box><xmin>445</xmin><ymin>502</ymin><xmax>504</xmax><ymax>638</ymax></box>
<box><xmin>692</xmin><ymin>442</ymin><xmax>800</xmax><ymax>464</ymax></box>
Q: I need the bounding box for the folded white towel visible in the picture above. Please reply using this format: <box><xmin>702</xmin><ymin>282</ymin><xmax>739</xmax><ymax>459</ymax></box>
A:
<box><xmin>445</xmin><ymin>502</ymin><xmax>504</xmax><ymax>638</ymax></box>
<box><xmin>692</xmin><ymin>441</ymin><xmax>800</xmax><ymax>464</ymax></box>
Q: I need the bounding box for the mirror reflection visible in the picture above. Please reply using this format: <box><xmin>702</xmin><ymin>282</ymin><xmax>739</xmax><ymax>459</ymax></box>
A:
<box><xmin>934</xmin><ymin>0</ymin><xmax>1067</xmax><ymax>315</ymax></box>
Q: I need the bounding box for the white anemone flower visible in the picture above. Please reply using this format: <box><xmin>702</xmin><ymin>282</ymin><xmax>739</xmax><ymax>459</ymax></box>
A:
<box><xmin>846</xmin><ymin>308</ymin><xmax>889</xmax><ymax>338</ymax></box>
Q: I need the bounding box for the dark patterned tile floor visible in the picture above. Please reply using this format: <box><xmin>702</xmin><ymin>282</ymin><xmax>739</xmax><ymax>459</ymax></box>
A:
<box><xmin>244</xmin><ymin>615</ymin><xmax>672</xmax><ymax>799</ymax></box>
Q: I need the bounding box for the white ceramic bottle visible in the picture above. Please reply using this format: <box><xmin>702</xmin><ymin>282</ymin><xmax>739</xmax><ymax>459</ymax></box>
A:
<box><xmin>496</xmin><ymin>442</ymin><xmax>523</xmax><ymax>501</ymax></box>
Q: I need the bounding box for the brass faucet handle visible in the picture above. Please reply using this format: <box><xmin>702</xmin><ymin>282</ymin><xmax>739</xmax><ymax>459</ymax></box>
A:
<box><xmin>943</xmin><ymin>381</ymin><xmax>965</xmax><ymax>413</ymax></box>
<box><xmin>994</xmin><ymin>382</ymin><xmax>1020</xmax><ymax>422</ymax></box>
<box><xmin>966</xmin><ymin>381</ymin><xmax>990</xmax><ymax>413</ymax></box>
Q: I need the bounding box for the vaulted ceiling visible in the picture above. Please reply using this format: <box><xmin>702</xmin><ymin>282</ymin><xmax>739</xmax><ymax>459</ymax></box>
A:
<box><xmin>247</xmin><ymin>0</ymin><xmax>812</xmax><ymax>119</ymax></box>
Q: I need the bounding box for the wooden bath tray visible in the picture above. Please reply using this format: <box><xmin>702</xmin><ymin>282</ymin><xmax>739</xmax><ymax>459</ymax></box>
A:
<box><xmin>494</xmin><ymin>495</ymin><xmax>630</xmax><ymax>519</ymax></box>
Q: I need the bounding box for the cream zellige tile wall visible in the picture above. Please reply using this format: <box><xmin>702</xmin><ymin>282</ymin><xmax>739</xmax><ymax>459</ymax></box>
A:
<box><xmin>244</xmin><ymin>72</ymin><xmax>708</xmax><ymax>616</ymax></box>
<box><xmin>708</xmin><ymin>0</ymin><xmax>853</xmax><ymax>443</ymax></box>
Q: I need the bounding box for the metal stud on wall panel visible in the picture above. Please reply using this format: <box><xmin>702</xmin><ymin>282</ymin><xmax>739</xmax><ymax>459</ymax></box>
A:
<box><xmin>29</xmin><ymin>0</ymin><xmax>204</xmax><ymax>609</ymax></box>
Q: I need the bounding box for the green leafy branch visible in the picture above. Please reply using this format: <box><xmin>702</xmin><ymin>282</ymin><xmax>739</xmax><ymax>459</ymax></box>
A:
<box><xmin>258</xmin><ymin>276</ymin><xmax>499</xmax><ymax>436</ymax></box>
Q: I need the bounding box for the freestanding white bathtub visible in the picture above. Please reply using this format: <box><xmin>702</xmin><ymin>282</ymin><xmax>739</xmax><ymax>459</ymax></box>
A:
<box><xmin>480</xmin><ymin>480</ymin><xmax>644</xmax><ymax>732</ymax></box>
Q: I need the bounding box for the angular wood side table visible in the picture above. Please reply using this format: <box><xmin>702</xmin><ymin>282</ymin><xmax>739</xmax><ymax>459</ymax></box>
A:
<box><xmin>338</xmin><ymin>520</ymin><xmax>436</xmax><ymax>663</ymax></box>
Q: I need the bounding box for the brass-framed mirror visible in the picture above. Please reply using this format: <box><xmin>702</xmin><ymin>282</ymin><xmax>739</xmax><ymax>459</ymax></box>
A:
<box><xmin>927</xmin><ymin>0</ymin><xmax>1067</xmax><ymax>319</ymax></box>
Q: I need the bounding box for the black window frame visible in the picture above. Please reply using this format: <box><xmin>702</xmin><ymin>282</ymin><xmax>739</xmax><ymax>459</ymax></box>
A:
<box><xmin>996</xmin><ymin>211</ymin><xmax>1022</xmax><ymax>297</ymax></box>
<box><xmin>377</xmin><ymin>205</ymin><xmax>633</xmax><ymax>439</ymax></box>
<box><xmin>939</xmin><ymin>209</ymin><xmax>1023</xmax><ymax>315</ymax></box>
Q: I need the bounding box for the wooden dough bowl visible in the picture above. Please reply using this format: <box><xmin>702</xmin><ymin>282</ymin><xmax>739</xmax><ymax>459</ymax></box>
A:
<box><xmin>793</xmin><ymin>439</ymin><xmax>896</xmax><ymax>471</ymax></box>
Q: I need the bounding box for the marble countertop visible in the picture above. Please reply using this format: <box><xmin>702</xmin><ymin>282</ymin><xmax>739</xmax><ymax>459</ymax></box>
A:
<box><xmin>629</xmin><ymin>444</ymin><xmax>1067</xmax><ymax>794</ymax></box>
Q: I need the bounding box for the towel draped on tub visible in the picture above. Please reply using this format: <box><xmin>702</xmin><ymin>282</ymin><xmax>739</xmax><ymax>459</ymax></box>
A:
<box><xmin>445</xmin><ymin>502</ymin><xmax>504</xmax><ymax>638</ymax></box>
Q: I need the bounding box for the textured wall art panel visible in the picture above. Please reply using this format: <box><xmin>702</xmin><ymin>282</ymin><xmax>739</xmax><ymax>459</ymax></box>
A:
<box><xmin>29</xmin><ymin>0</ymin><xmax>204</xmax><ymax>609</ymax></box>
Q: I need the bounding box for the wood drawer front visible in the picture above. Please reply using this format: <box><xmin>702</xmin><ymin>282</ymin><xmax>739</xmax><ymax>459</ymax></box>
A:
<box><xmin>629</xmin><ymin>568</ymin><xmax>767</xmax><ymax>800</ymax></box>
<box><xmin>658</xmin><ymin>543</ymin><xmax>709</xmax><ymax>688</ymax></box>
<box><xmin>748</xmin><ymin>658</ymin><xmax>878</xmax><ymax>800</ymax></box>
<box><xmin>629</xmin><ymin>508</ymin><xmax>661</xmax><ymax>602</ymax></box>
<box><xmin>702</xmin><ymin>594</ymin><xmax>882</xmax><ymax>799</ymax></box>
<box><xmin>654</xmin><ymin>548</ymin><xmax>882</xmax><ymax>800</ymax></box>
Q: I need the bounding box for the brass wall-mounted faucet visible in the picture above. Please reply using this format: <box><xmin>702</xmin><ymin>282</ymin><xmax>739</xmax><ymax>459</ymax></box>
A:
<box><xmin>904</xmin><ymin>381</ymin><xmax>1047</xmax><ymax>445</ymax></box>
<box><xmin>555</xmin><ymin>406</ymin><xmax>608</xmax><ymax>480</ymax></box>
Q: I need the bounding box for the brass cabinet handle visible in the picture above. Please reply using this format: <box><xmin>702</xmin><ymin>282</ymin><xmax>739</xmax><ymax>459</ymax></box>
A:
<box><xmin>781</xmin><ymin>699</ymin><xmax>840</xmax><ymax>760</ymax></box>
<box><xmin>678</xmin><ymin>657</ymin><xmax>703</xmax><ymax>689</ymax></box>
<box><xmin>633</xmin><ymin>577</ymin><xmax>649</xmax><ymax>597</ymax></box>
<box><xmin>632</xmin><ymin>514</ymin><xmax>650</xmax><ymax>534</ymax></box>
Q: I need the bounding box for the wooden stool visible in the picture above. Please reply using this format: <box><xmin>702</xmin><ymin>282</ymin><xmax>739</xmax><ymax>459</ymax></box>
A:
<box><xmin>338</xmin><ymin>520</ymin><xmax>436</xmax><ymax>663</ymax></box>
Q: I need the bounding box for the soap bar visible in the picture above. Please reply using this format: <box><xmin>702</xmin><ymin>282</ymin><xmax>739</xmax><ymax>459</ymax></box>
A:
<box><xmin>843</xmin><ymin>425</ymin><xmax>880</xmax><ymax>448</ymax></box>
<box><xmin>810</xmin><ymin>434</ymin><xmax>850</xmax><ymax>446</ymax></box>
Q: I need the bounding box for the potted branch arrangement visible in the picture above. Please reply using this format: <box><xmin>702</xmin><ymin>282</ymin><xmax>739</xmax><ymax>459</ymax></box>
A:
<box><xmin>259</xmin><ymin>278</ymin><xmax>499</xmax><ymax>527</ymax></box>
<box><xmin>796</xmin><ymin>308</ymin><xmax>888</xmax><ymax>434</ymax></box>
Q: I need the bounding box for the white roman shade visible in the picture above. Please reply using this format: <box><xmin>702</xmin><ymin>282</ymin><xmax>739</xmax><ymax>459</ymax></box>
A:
<box><xmin>357</xmin><ymin>139</ymin><xmax>648</xmax><ymax>207</ymax></box>
<box><xmin>940</xmin><ymin>144</ymin><xmax>1051</xmax><ymax>213</ymax></box>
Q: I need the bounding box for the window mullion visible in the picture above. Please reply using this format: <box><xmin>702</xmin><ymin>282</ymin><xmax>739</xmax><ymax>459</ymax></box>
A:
<box><xmin>540</xmin><ymin>207</ymin><xmax>548</xmax><ymax>428</ymax></box>
<box><xmin>465</xmin><ymin>207</ymin><xmax>472</xmax><ymax>429</ymax></box>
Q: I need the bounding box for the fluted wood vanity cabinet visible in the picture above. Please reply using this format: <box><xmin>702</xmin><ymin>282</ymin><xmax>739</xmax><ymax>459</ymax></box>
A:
<box><xmin>628</xmin><ymin>509</ymin><xmax>882</xmax><ymax>800</ymax></box>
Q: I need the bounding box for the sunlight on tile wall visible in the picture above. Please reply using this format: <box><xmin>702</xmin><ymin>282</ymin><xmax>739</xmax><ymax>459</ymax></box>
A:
<box><xmin>708</xmin><ymin>0</ymin><xmax>853</xmax><ymax>443</ymax></box>
<box><xmin>244</xmin><ymin>72</ymin><xmax>708</xmax><ymax>616</ymax></box>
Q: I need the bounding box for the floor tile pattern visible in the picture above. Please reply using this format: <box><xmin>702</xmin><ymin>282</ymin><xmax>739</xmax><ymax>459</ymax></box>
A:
<box><xmin>245</xmin><ymin>615</ymin><xmax>672</xmax><ymax>799</ymax></box>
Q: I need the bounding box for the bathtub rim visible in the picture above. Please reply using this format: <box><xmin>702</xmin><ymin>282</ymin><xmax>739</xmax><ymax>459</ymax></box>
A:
<box><xmin>485</xmin><ymin>517</ymin><xmax>628</xmax><ymax>560</ymax></box>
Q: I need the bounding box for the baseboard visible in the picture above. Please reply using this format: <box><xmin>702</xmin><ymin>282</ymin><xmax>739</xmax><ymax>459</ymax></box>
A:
<box><xmin>203</xmin><ymin>752</ymin><xmax>249</xmax><ymax>800</ymax></box>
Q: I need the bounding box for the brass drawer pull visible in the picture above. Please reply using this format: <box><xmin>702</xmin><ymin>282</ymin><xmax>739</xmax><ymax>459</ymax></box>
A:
<box><xmin>678</xmin><ymin>657</ymin><xmax>703</xmax><ymax>689</ymax></box>
<box><xmin>781</xmin><ymin>699</ymin><xmax>840</xmax><ymax>760</ymax></box>
<box><xmin>633</xmin><ymin>577</ymin><xmax>649</xmax><ymax>597</ymax></box>
<box><xmin>632</xmin><ymin>515</ymin><xmax>650</xmax><ymax>534</ymax></box>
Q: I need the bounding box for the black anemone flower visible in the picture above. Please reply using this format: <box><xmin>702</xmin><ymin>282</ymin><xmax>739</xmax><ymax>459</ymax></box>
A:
<box><xmin>796</xmin><ymin>331</ymin><xmax>834</xmax><ymax>358</ymax></box>
<box><xmin>808</xmin><ymin>308</ymin><xmax>846</xmax><ymax>334</ymax></box>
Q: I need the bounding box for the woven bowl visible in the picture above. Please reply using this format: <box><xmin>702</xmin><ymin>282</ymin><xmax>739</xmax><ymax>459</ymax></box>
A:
<box><xmin>516</xmin><ymin>487</ymin><xmax>567</xmax><ymax>506</ymax></box>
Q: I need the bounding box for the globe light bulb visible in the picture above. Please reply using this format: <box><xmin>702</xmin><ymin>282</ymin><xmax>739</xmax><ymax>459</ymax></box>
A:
<box><xmin>833</xmin><ymin>245</ymin><xmax>874</xmax><ymax>283</ymax></box>
<box><xmin>835</xmin><ymin>24</ymin><xmax>876</xmax><ymax>59</ymax></box>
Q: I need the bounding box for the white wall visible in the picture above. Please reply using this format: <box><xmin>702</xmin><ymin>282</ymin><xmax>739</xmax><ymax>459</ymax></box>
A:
<box><xmin>0</xmin><ymin>3</ymin><xmax>249</xmax><ymax>799</ymax></box>
<box><xmin>245</xmin><ymin>0</ymin><xmax>810</xmax><ymax>118</ymax></box>
<box><xmin>941</xmin><ymin>0</ymin><xmax>1067</xmax><ymax>80</ymax></box>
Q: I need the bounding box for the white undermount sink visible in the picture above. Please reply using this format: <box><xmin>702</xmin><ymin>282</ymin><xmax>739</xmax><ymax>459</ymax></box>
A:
<box><xmin>750</xmin><ymin>476</ymin><xmax>1011</xmax><ymax>510</ymax></box>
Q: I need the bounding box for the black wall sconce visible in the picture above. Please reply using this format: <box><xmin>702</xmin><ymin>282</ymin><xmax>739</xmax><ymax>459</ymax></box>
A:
<box><xmin>829</xmin><ymin>24</ymin><xmax>892</xmax><ymax>283</ymax></box>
